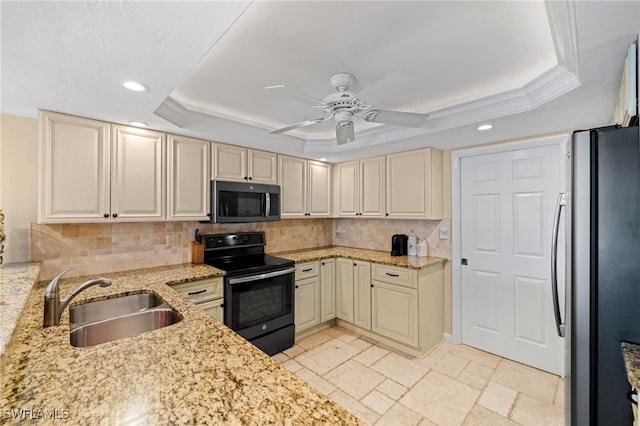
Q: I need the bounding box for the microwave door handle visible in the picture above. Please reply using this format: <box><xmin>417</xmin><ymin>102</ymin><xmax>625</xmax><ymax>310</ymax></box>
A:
<box><xmin>551</xmin><ymin>192</ymin><xmax>566</xmax><ymax>337</ymax></box>
<box><xmin>265</xmin><ymin>192</ymin><xmax>270</xmax><ymax>217</ymax></box>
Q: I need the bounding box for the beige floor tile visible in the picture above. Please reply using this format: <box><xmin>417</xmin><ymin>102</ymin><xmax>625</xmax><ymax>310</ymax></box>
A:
<box><xmin>329</xmin><ymin>389</ymin><xmax>380</xmax><ymax>425</ymax></box>
<box><xmin>281</xmin><ymin>359</ymin><xmax>303</xmax><ymax>373</ymax></box>
<box><xmin>399</xmin><ymin>371</ymin><xmax>480</xmax><ymax>426</ymax></box>
<box><xmin>477</xmin><ymin>382</ymin><xmax>517</xmax><ymax>417</ymax></box>
<box><xmin>325</xmin><ymin>360</ymin><xmax>386</xmax><ymax>399</ymax></box>
<box><xmin>297</xmin><ymin>331</ymin><xmax>333</xmax><ymax>350</ymax></box>
<box><xmin>324</xmin><ymin>325</ymin><xmax>357</xmax><ymax>339</ymax></box>
<box><xmin>296</xmin><ymin>338</ymin><xmax>362</xmax><ymax>375</ymax></box>
<box><xmin>371</xmin><ymin>352</ymin><xmax>429</xmax><ymax>388</ymax></box>
<box><xmin>354</xmin><ymin>345</ymin><xmax>390</xmax><ymax>367</ymax></box>
<box><xmin>270</xmin><ymin>352</ymin><xmax>288</xmax><ymax>363</ymax></box>
<box><xmin>295</xmin><ymin>367</ymin><xmax>337</xmax><ymax>396</ymax></box>
<box><xmin>491</xmin><ymin>359</ymin><xmax>560</xmax><ymax>404</ymax></box>
<box><xmin>349</xmin><ymin>337</ymin><xmax>374</xmax><ymax>351</ymax></box>
<box><xmin>457</xmin><ymin>362</ymin><xmax>496</xmax><ymax>390</ymax></box>
<box><xmin>376</xmin><ymin>379</ymin><xmax>407</xmax><ymax>401</ymax></box>
<box><xmin>337</xmin><ymin>332</ymin><xmax>360</xmax><ymax>343</ymax></box>
<box><xmin>419</xmin><ymin>346</ymin><xmax>469</xmax><ymax>378</ymax></box>
<box><xmin>361</xmin><ymin>390</ymin><xmax>395</xmax><ymax>415</ymax></box>
<box><xmin>510</xmin><ymin>393</ymin><xmax>564</xmax><ymax>426</ymax></box>
<box><xmin>429</xmin><ymin>340</ymin><xmax>457</xmax><ymax>353</ymax></box>
<box><xmin>374</xmin><ymin>403</ymin><xmax>423</xmax><ymax>426</ymax></box>
<box><xmin>462</xmin><ymin>406</ymin><xmax>519</xmax><ymax>426</ymax></box>
<box><xmin>554</xmin><ymin>379</ymin><xmax>565</xmax><ymax>408</ymax></box>
<box><xmin>417</xmin><ymin>418</ymin><xmax>438</xmax><ymax>426</ymax></box>
<box><xmin>282</xmin><ymin>344</ymin><xmax>305</xmax><ymax>358</ymax></box>
<box><xmin>450</xmin><ymin>345</ymin><xmax>501</xmax><ymax>368</ymax></box>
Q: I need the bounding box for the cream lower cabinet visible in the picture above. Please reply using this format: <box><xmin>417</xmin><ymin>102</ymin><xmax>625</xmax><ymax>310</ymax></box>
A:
<box><xmin>371</xmin><ymin>281</ymin><xmax>418</xmax><ymax>347</ymax></box>
<box><xmin>278</xmin><ymin>155</ymin><xmax>331</xmax><ymax>217</ymax></box>
<box><xmin>320</xmin><ymin>259</ymin><xmax>336</xmax><ymax>322</ymax></box>
<box><xmin>295</xmin><ymin>261</ymin><xmax>321</xmax><ymax>333</ymax></box>
<box><xmin>170</xmin><ymin>277</ymin><xmax>224</xmax><ymax>322</ymax></box>
<box><xmin>336</xmin><ymin>258</ymin><xmax>371</xmax><ymax>326</ymax></box>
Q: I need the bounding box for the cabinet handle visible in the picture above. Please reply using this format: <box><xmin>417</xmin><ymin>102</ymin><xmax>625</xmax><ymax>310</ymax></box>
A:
<box><xmin>187</xmin><ymin>289</ymin><xmax>207</xmax><ymax>296</ymax></box>
<box><xmin>386</xmin><ymin>272</ymin><xmax>399</xmax><ymax>277</ymax></box>
<box><xmin>103</xmin><ymin>214</ymin><xmax>109</xmax><ymax>218</ymax></box>
<box><xmin>112</xmin><ymin>213</ymin><xmax>118</xmax><ymax>218</ymax></box>
<box><xmin>301</xmin><ymin>268</ymin><xmax>312</xmax><ymax>272</ymax></box>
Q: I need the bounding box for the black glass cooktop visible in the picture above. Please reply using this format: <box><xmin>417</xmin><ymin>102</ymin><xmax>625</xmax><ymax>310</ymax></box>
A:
<box><xmin>205</xmin><ymin>254</ymin><xmax>294</xmax><ymax>276</ymax></box>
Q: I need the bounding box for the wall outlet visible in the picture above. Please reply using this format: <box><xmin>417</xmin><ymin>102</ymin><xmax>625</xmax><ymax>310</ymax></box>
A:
<box><xmin>166</xmin><ymin>234</ymin><xmax>180</xmax><ymax>246</ymax></box>
<box><xmin>439</xmin><ymin>226</ymin><xmax>448</xmax><ymax>240</ymax></box>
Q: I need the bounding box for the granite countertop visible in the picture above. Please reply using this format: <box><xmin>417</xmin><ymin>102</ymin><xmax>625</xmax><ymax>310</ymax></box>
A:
<box><xmin>275</xmin><ymin>245</ymin><xmax>447</xmax><ymax>269</ymax></box>
<box><xmin>0</xmin><ymin>263</ymin><xmax>360</xmax><ymax>425</ymax></box>
<box><xmin>0</xmin><ymin>262</ymin><xmax>42</xmax><ymax>357</ymax></box>
<box><xmin>621</xmin><ymin>341</ymin><xmax>640</xmax><ymax>390</ymax></box>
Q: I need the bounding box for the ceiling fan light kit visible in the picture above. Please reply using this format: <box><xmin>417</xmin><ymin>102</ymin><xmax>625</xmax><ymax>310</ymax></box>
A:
<box><xmin>266</xmin><ymin>71</ymin><xmax>429</xmax><ymax>145</ymax></box>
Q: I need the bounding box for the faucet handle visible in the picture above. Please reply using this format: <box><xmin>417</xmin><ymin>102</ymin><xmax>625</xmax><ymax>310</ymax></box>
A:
<box><xmin>45</xmin><ymin>264</ymin><xmax>77</xmax><ymax>297</ymax></box>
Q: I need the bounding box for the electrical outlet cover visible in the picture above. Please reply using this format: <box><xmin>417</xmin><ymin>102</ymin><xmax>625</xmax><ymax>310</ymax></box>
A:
<box><xmin>439</xmin><ymin>227</ymin><xmax>448</xmax><ymax>240</ymax></box>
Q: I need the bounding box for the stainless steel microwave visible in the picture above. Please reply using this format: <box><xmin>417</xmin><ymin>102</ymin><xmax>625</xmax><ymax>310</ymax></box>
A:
<box><xmin>209</xmin><ymin>180</ymin><xmax>280</xmax><ymax>223</ymax></box>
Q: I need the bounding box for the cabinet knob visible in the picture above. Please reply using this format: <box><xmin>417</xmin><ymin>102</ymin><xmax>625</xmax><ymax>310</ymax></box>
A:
<box><xmin>112</xmin><ymin>213</ymin><xmax>118</xmax><ymax>218</ymax></box>
<box><xmin>385</xmin><ymin>213</ymin><xmax>389</xmax><ymax>216</ymax></box>
<box><xmin>103</xmin><ymin>214</ymin><xmax>109</xmax><ymax>218</ymax></box>
<box><xmin>371</xmin><ymin>284</ymin><xmax>374</xmax><ymax>288</ymax></box>
<box><xmin>248</xmin><ymin>176</ymin><xmax>253</xmax><ymax>180</ymax></box>
<box><xmin>295</xmin><ymin>285</ymin><xmax>299</xmax><ymax>289</ymax></box>
<box><xmin>321</xmin><ymin>262</ymin><xmax>325</xmax><ymax>266</ymax></box>
<box><xmin>353</xmin><ymin>263</ymin><xmax>357</xmax><ymax>266</ymax></box>
<box><xmin>244</xmin><ymin>176</ymin><xmax>248</xmax><ymax>180</ymax></box>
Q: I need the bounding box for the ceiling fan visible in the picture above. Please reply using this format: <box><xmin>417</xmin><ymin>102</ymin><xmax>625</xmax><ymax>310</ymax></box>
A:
<box><xmin>265</xmin><ymin>72</ymin><xmax>428</xmax><ymax>145</ymax></box>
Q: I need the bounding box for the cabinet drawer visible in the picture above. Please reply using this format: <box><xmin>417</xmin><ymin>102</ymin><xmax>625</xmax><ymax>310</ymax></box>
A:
<box><xmin>372</xmin><ymin>264</ymin><xmax>416</xmax><ymax>288</ymax></box>
<box><xmin>170</xmin><ymin>277</ymin><xmax>223</xmax><ymax>303</ymax></box>
<box><xmin>295</xmin><ymin>261</ymin><xmax>319</xmax><ymax>280</ymax></box>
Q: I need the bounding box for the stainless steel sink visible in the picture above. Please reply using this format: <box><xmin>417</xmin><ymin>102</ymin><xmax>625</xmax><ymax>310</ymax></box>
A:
<box><xmin>69</xmin><ymin>292</ymin><xmax>182</xmax><ymax>347</ymax></box>
<box><xmin>70</xmin><ymin>293</ymin><xmax>164</xmax><ymax>326</ymax></box>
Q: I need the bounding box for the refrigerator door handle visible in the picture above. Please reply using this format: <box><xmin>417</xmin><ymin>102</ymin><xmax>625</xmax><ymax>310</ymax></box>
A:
<box><xmin>551</xmin><ymin>192</ymin><xmax>566</xmax><ymax>337</ymax></box>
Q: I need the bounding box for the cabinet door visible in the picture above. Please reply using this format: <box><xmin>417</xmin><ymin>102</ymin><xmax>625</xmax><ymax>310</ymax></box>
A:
<box><xmin>371</xmin><ymin>281</ymin><xmax>418</xmax><ymax>346</ymax></box>
<box><xmin>360</xmin><ymin>156</ymin><xmax>386</xmax><ymax>217</ymax></box>
<box><xmin>39</xmin><ymin>111</ymin><xmax>111</xmax><ymax>223</ymax></box>
<box><xmin>248</xmin><ymin>149</ymin><xmax>277</xmax><ymax>184</ymax></box>
<box><xmin>111</xmin><ymin>125</ymin><xmax>165</xmax><ymax>221</ymax></box>
<box><xmin>336</xmin><ymin>161</ymin><xmax>359</xmax><ymax>217</ymax></box>
<box><xmin>385</xmin><ymin>148</ymin><xmax>442</xmax><ymax>219</ymax></box>
<box><xmin>295</xmin><ymin>276</ymin><xmax>321</xmax><ymax>332</ymax></box>
<box><xmin>167</xmin><ymin>134</ymin><xmax>210</xmax><ymax>221</ymax></box>
<box><xmin>320</xmin><ymin>259</ymin><xmax>336</xmax><ymax>322</ymax></box>
<box><xmin>353</xmin><ymin>260</ymin><xmax>372</xmax><ymax>330</ymax></box>
<box><xmin>198</xmin><ymin>299</ymin><xmax>224</xmax><ymax>323</ymax></box>
<box><xmin>213</xmin><ymin>143</ymin><xmax>246</xmax><ymax>182</ymax></box>
<box><xmin>278</xmin><ymin>155</ymin><xmax>307</xmax><ymax>217</ymax></box>
<box><xmin>335</xmin><ymin>258</ymin><xmax>354</xmax><ymax>322</ymax></box>
<box><xmin>308</xmin><ymin>161</ymin><xmax>331</xmax><ymax>216</ymax></box>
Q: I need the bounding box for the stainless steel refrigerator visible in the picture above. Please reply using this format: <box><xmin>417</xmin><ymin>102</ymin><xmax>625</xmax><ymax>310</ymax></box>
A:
<box><xmin>553</xmin><ymin>126</ymin><xmax>640</xmax><ymax>425</ymax></box>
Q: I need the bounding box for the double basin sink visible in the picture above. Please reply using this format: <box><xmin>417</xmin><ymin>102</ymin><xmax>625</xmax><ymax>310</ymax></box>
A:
<box><xmin>69</xmin><ymin>292</ymin><xmax>182</xmax><ymax>347</ymax></box>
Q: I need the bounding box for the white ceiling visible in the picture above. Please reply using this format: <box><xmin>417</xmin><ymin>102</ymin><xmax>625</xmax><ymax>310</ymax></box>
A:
<box><xmin>1</xmin><ymin>1</ymin><xmax>638</xmax><ymax>163</ymax></box>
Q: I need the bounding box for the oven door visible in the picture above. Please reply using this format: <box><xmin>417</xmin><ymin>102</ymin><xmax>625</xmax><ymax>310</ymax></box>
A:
<box><xmin>224</xmin><ymin>266</ymin><xmax>295</xmax><ymax>341</ymax></box>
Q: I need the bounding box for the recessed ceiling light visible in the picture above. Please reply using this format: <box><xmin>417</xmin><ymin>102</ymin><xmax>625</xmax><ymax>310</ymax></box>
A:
<box><xmin>477</xmin><ymin>123</ymin><xmax>493</xmax><ymax>131</ymax></box>
<box><xmin>129</xmin><ymin>121</ymin><xmax>148</xmax><ymax>127</ymax></box>
<box><xmin>122</xmin><ymin>80</ymin><xmax>147</xmax><ymax>92</ymax></box>
<box><xmin>318</xmin><ymin>158</ymin><xmax>328</xmax><ymax>162</ymax></box>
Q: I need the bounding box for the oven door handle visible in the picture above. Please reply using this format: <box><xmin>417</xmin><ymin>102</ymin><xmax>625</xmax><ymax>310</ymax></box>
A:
<box><xmin>228</xmin><ymin>267</ymin><xmax>295</xmax><ymax>285</ymax></box>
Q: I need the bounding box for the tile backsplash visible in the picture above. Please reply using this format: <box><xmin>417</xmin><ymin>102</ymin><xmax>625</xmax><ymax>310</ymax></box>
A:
<box><xmin>31</xmin><ymin>217</ymin><xmax>450</xmax><ymax>280</ymax></box>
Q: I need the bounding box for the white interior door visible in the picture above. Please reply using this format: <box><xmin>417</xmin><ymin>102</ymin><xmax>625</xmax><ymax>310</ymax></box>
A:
<box><xmin>460</xmin><ymin>144</ymin><xmax>564</xmax><ymax>375</ymax></box>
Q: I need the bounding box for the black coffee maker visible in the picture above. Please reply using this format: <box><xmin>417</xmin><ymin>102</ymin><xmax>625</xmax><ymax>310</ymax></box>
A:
<box><xmin>391</xmin><ymin>234</ymin><xmax>408</xmax><ymax>256</ymax></box>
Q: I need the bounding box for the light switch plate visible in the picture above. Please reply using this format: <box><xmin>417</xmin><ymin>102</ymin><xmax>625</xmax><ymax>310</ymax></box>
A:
<box><xmin>439</xmin><ymin>226</ymin><xmax>448</xmax><ymax>240</ymax></box>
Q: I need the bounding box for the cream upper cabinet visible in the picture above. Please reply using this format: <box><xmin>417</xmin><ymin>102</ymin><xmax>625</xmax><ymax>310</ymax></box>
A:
<box><xmin>385</xmin><ymin>148</ymin><xmax>443</xmax><ymax>219</ymax></box>
<box><xmin>111</xmin><ymin>125</ymin><xmax>166</xmax><ymax>221</ymax></box>
<box><xmin>167</xmin><ymin>134</ymin><xmax>210</xmax><ymax>221</ymax></box>
<box><xmin>320</xmin><ymin>259</ymin><xmax>336</xmax><ymax>322</ymax></box>
<box><xmin>336</xmin><ymin>156</ymin><xmax>385</xmax><ymax>218</ymax></box>
<box><xmin>278</xmin><ymin>155</ymin><xmax>331</xmax><ymax>217</ymax></box>
<box><xmin>39</xmin><ymin>112</ymin><xmax>165</xmax><ymax>223</ymax></box>
<box><xmin>39</xmin><ymin>111</ymin><xmax>111</xmax><ymax>223</ymax></box>
<box><xmin>212</xmin><ymin>143</ymin><xmax>277</xmax><ymax>184</ymax></box>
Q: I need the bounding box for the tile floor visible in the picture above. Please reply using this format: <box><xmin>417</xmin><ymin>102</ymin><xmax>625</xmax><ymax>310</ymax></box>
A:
<box><xmin>271</xmin><ymin>326</ymin><xmax>564</xmax><ymax>425</ymax></box>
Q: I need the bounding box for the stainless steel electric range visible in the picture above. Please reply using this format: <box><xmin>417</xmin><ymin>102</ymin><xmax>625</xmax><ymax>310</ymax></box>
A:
<box><xmin>197</xmin><ymin>231</ymin><xmax>295</xmax><ymax>355</ymax></box>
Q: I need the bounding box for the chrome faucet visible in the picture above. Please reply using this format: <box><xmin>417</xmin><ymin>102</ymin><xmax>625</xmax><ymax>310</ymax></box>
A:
<box><xmin>43</xmin><ymin>265</ymin><xmax>112</xmax><ymax>327</ymax></box>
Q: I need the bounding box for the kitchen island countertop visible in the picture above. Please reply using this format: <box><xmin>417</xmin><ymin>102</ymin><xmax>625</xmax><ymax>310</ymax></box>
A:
<box><xmin>0</xmin><ymin>263</ymin><xmax>361</xmax><ymax>425</ymax></box>
<box><xmin>275</xmin><ymin>245</ymin><xmax>447</xmax><ymax>269</ymax></box>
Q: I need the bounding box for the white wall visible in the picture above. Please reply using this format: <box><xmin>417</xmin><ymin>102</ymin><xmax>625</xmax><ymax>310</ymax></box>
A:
<box><xmin>0</xmin><ymin>114</ymin><xmax>38</xmax><ymax>263</ymax></box>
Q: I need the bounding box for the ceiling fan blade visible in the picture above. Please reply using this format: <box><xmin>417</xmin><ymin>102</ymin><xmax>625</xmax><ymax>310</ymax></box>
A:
<box><xmin>268</xmin><ymin>117</ymin><xmax>329</xmax><ymax>134</ymax></box>
<box><xmin>355</xmin><ymin>69</ymin><xmax>418</xmax><ymax>106</ymax></box>
<box><xmin>336</xmin><ymin>121</ymin><xmax>355</xmax><ymax>145</ymax></box>
<box><xmin>265</xmin><ymin>85</ymin><xmax>328</xmax><ymax>107</ymax></box>
<box><xmin>362</xmin><ymin>110</ymin><xmax>428</xmax><ymax>127</ymax></box>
